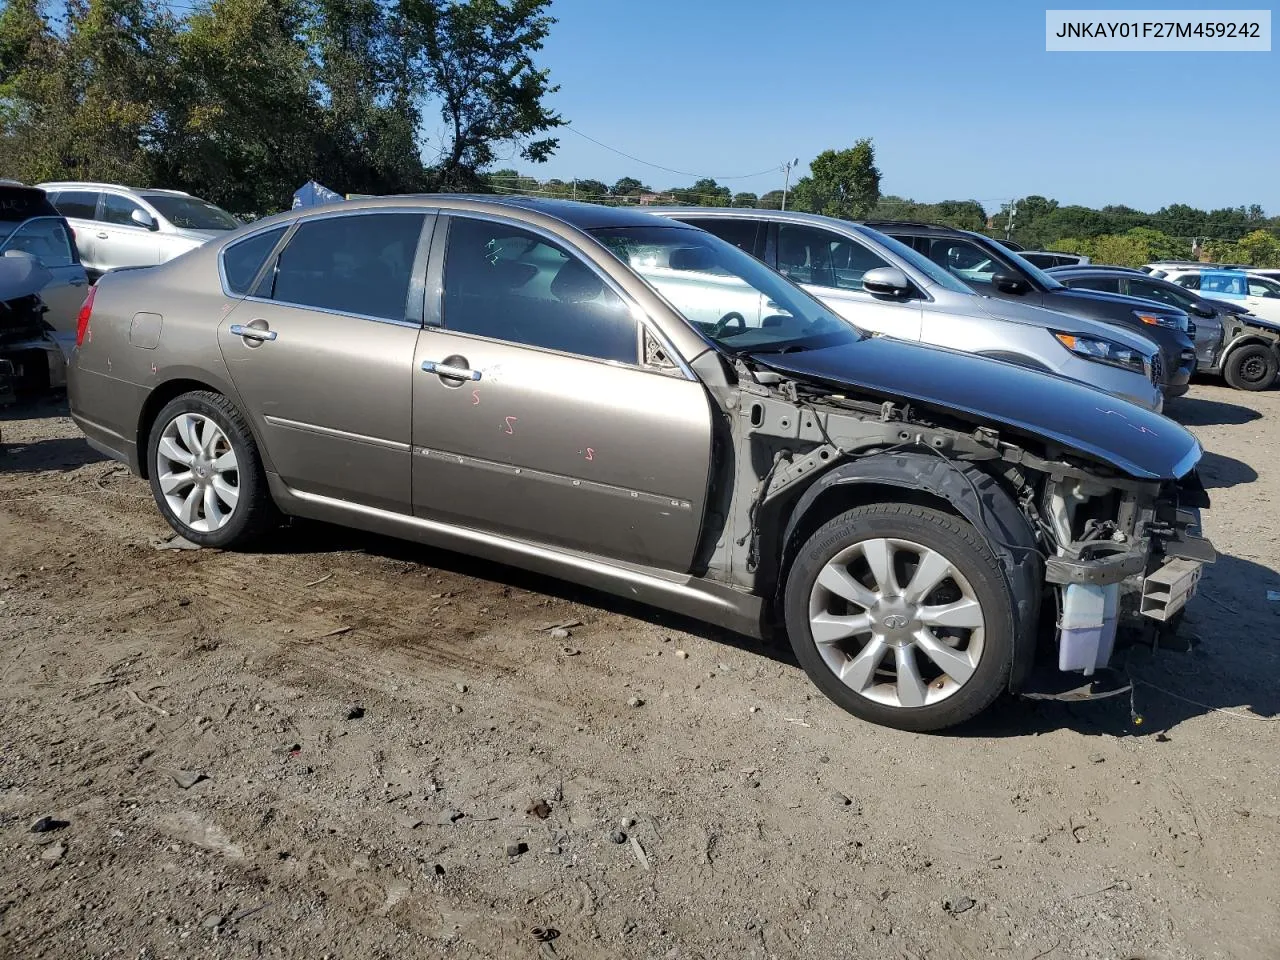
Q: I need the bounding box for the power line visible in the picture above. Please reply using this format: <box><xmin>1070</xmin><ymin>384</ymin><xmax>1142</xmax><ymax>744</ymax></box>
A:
<box><xmin>560</xmin><ymin>126</ymin><xmax>782</xmax><ymax>182</ymax></box>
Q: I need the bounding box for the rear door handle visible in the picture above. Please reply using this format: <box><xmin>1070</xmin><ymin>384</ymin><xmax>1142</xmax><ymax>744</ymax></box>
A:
<box><xmin>230</xmin><ymin>323</ymin><xmax>277</xmax><ymax>342</ymax></box>
<box><xmin>422</xmin><ymin>360</ymin><xmax>481</xmax><ymax>381</ymax></box>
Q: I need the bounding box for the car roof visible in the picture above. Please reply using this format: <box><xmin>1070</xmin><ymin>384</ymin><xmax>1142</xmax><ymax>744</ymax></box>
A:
<box><xmin>1048</xmin><ymin>265</ymin><xmax>1147</xmax><ymax>276</ymax></box>
<box><xmin>36</xmin><ymin>181</ymin><xmax>192</xmax><ymax>197</ymax></box>
<box><xmin>860</xmin><ymin>220</ymin><xmax>979</xmax><ymax>236</ymax></box>
<box><xmin>643</xmin><ymin>205</ymin><xmax>887</xmax><ymax>237</ymax></box>
<box><xmin>238</xmin><ymin>194</ymin><xmax>685</xmax><ymax>237</ymax></box>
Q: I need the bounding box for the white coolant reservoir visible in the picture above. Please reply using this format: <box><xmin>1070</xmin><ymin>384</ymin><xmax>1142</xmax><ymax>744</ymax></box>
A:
<box><xmin>1058</xmin><ymin>583</ymin><xmax>1120</xmax><ymax>675</ymax></box>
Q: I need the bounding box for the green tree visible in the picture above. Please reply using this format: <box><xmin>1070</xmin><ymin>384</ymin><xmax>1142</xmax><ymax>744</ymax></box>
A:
<box><xmin>402</xmin><ymin>0</ymin><xmax>562</xmax><ymax>190</ymax></box>
<box><xmin>758</xmin><ymin>189</ymin><xmax>785</xmax><ymax>209</ymax></box>
<box><xmin>573</xmin><ymin>178</ymin><xmax>609</xmax><ymax>199</ymax></box>
<box><xmin>731</xmin><ymin>191</ymin><xmax>758</xmax><ymax>207</ymax></box>
<box><xmin>669</xmin><ymin>177</ymin><xmax>730</xmax><ymax>206</ymax></box>
<box><xmin>611</xmin><ymin>176</ymin><xmax>647</xmax><ymax>198</ymax></box>
<box><xmin>1236</xmin><ymin>229</ymin><xmax>1280</xmax><ymax>267</ymax></box>
<box><xmin>790</xmin><ymin>139</ymin><xmax>880</xmax><ymax>220</ymax></box>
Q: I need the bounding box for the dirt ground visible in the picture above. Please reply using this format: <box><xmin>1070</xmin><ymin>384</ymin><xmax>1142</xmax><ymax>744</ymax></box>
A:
<box><xmin>0</xmin><ymin>383</ymin><xmax>1277</xmax><ymax>960</ymax></box>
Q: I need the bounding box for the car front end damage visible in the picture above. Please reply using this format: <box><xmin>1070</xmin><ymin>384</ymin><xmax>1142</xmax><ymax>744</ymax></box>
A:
<box><xmin>708</xmin><ymin>351</ymin><xmax>1215</xmax><ymax>696</ymax></box>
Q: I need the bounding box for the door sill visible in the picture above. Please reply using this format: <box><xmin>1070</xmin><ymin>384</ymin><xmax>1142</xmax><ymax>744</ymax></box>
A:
<box><xmin>268</xmin><ymin>477</ymin><xmax>763</xmax><ymax>638</ymax></box>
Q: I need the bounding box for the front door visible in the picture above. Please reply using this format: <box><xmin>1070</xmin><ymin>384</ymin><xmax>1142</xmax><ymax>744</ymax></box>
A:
<box><xmin>411</xmin><ymin>214</ymin><xmax>713</xmax><ymax>572</ymax></box>
<box><xmin>95</xmin><ymin>193</ymin><xmax>164</xmax><ymax>270</ymax></box>
<box><xmin>218</xmin><ymin>210</ymin><xmax>431</xmax><ymax>514</ymax></box>
<box><xmin>773</xmin><ymin>223</ymin><xmax>924</xmax><ymax>340</ymax></box>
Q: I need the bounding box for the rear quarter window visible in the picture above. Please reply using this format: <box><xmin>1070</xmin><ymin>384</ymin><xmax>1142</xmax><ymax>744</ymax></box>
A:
<box><xmin>221</xmin><ymin>226</ymin><xmax>288</xmax><ymax>296</ymax></box>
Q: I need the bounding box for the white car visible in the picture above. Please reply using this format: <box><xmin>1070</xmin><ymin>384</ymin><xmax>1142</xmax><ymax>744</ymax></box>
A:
<box><xmin>1156</xmin><ymin>267</ymin><xmax>1280</xmax><ymax>325</ymax></box>
<box><xmin>36</xmin><ymin>181</ymin><xmax>239</xmax><ymax>277</ymax></box>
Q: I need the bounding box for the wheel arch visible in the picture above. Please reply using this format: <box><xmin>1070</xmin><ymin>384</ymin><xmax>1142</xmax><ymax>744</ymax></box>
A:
<box><xmin>1220</xmin><ymin>332</ymin><xmax>1280</xmax><ymax>364</ymax></box>
<box><xmin>769</xmin><ymin>451</ymin><xmax>1043</xmax><ymax>692</ymax></box>
<box><xmin>136</xmin><ymin>373</ymin><xmax>266</xmax><ymax>479</ymax></box>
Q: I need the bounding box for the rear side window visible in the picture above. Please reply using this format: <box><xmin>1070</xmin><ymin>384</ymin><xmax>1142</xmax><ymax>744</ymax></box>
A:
<box><xmin>267</xmin><ymin>213</ymin><xmax>425</xmax><ymax>321</ymax></box>
<box><xmin>442</xmin><ymin>217</ymin><xmax>637</xmax><ymax>364</ymax></box>
<box><xmin>222</xmin><ymin>226</ymin><xmax>286</xmax><ymax>295</ymax></box>
<box><xmin>683</xmin><ymin>218</ymin><xmax>760</xmax><ymax>256</ymax></box>
<box><xmin>0</xmin><ymin>218</ymin><xmax>76</xmax><ymax>267</ymax></box>
<box><xmin>52</xmin><ymin>191</ymin><xmax>99</xmax><ymax>220</ymax></box>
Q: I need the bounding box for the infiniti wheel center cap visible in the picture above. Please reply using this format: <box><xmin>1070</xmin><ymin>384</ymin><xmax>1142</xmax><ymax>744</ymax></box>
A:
<box><xmin>871</xmin><ymin>599</ymin><xmax>918</xmax><ymax>644</ymax></box>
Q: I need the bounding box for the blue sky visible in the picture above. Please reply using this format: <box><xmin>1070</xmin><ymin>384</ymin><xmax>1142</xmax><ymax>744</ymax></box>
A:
<box><xmin>515</xmin><ymin>0</ymin><xmax>1279</xmax><ymax>214</ymax></box>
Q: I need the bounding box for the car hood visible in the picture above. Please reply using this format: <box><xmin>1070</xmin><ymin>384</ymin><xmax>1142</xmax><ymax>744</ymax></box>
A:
<box><xmin>749</xmin><ymin>337</ymin><xmax>1200</xmax><ymax>481</ymax></box>
<box><xmin>1241</xmin><ymin>313</ymin><xmax>1280</xmax><ymax>334</ymax></box>
<box><xmin>963</xmin><ymin>293</ymin><xmax>1160</xmax><ymax>354</ymax></box>
<box><xmin>168</xmin><ymin>228</ymin><xmax>227</xmax><ymax>244</ymax></box>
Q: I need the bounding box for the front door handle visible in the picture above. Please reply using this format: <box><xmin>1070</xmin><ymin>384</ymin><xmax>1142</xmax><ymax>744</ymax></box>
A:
<box><xmin>422</xmin><ymin>359</ymin><xmax>481</xmax><ymax>381</ymax></box>
<box><xmin>230</xmin><ymin>323</ymin><xmax>277</xmax><ymax>342</ymax></box>
<box><xmin>96</xmin><ymin>232</ymin><xmax>109</xmax><ymax>239</ymax></box>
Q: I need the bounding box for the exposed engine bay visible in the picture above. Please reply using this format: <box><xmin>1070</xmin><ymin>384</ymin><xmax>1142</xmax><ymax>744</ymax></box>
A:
<box><xmin>700</xmin><ymin>359</ymin><xmax>1216</xmax><ymax>690</ymax></box>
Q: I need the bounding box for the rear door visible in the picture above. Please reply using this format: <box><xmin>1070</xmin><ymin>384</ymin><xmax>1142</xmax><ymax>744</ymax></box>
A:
<box><xmin>773</xmin><ymin>222</ymin><xmax>923</xmax><ymax>340</ymax></box>
<box><xmin>410</xmin><ymin>214</ymin><xmax>713</xmax><ymax>571</ymax></box>
<box><xmin>46</xmin><ymin>190</ymin><xmax>101</xmax><ymax>270</ymax></box>
<box><xmin>218</xmin><ymin>210</ymin><xmax>431</xmax><ymax>514</ymax></box>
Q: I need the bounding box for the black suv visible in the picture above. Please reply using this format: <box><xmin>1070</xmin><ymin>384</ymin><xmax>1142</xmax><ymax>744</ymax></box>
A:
<box><xmin>866</xmin><ymin>222</ymin><xmax>1198</xmax><ymax>397</ymax></box>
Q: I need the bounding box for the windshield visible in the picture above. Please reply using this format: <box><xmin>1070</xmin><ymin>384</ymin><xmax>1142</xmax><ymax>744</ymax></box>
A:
<box><xmin>141</xmin><ymin>193</ymin><xmax>239</xmax><ymax>231</ymax></box>
<box><xmin>861</xmin><ymin>228</ymin><xmax>975</xmax><ymax>294</ymax></box>
<box><xmin>592</xmin><ymin>225</ymin><xmax>863</xmax><ymax>354</ymax></box>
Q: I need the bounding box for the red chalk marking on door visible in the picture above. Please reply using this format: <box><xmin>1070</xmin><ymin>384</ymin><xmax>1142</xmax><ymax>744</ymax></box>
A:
<box><xmin>502</xmin><ymin>416</ymin><xmax>518</xmax><ymax>435</ymax></box>
<box><xmin>585</xmin><ymin>447</ymin><xmax>594</xmax><ymax>461</ymax></box>
<box><xmin>471</xmin><ymin>389</ymin><xmax>480</xmax><ymax>405</ymax></box>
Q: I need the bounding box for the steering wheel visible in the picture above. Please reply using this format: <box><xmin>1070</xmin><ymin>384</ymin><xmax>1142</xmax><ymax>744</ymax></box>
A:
<box><xmin>711</xmin><ymin>311</ymin><xmax>747</xmax><ymax>338</ymax></box>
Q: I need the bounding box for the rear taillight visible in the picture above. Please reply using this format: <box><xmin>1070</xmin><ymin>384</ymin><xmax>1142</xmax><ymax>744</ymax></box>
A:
<box><xmin>75</xmin><ymin>285</ymin><xmax>96</xmax><ymax>347</ymax></box>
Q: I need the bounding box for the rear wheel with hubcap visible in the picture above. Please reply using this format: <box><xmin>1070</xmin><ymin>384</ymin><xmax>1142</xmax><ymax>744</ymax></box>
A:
<box><xmin>784</xmin><ymin>503</ymin><xmax>1015</xmax><ymax>732</ymax></box>
<box><xmin>147</xmin><ymin>391</ymin><xmax>278</xmax><ymax>548</ymax></box>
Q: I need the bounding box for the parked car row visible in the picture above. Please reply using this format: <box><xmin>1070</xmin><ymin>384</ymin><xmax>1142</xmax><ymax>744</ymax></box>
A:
<box><xmin>59</xmin><ymin>193</ymin><xmax>1218</xmax><ymax>733</ymax></box>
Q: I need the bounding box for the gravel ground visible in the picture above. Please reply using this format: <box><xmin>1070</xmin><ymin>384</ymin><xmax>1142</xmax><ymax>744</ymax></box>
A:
<box><xmin>1</xmin><ymin>383</ymin><xmax>1277</xmax><ymax>960</ymax></box>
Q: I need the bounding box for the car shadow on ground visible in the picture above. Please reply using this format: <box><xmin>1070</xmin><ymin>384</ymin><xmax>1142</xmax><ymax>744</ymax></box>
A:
<box><xmin>1197</xmin><ymin>450</ymin><xmax>1259</xmax><ymax>489</ymax></box>
<box><xmin>264</xmin><ymin>520</ymin><xmax>1280</xmax><ymax>740</ymax></box>
<box><xmin>1166</xmin><ymin>393</ymin><xmax>1265</xmax><ymax>426</ymax></box>
<box><xmin>0</xmin><ymin>393</ymin><xmax>69</xmax><ymax>423</ymax></box>
<box><xmin>0</xmin><ymin>436</ymin><xmax>107</xmax><ymax>473</ymax></box>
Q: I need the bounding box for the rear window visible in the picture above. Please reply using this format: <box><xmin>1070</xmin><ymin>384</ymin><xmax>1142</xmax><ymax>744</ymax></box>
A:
<box><xmin>0</xmin><ymin>187</ymin><xmax>60</xmax><ymax>222</ymax></box>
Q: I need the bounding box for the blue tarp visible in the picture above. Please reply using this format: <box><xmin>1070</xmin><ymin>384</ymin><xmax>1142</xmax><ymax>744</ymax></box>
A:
<box><xmin>291</xmin><ymin>180</ymin><xmax>344</xmax><ymax>209</ymax></box>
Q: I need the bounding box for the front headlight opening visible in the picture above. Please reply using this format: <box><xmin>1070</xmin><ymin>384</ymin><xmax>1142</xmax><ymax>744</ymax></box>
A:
<box><xmin>1134</xmin><ymin>310</ymin><xmax>1181</xmax><ymax>330</ymax></box>
<box><xmin>1054</xmin><ymin>331</ymin><xmax>1147</xmax><ymax>374</ymax></box>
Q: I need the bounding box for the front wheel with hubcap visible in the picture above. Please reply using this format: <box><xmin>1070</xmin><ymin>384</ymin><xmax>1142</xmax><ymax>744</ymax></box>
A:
<box><xmin>1223</xmin><ymin>343</ymin><xmax>1278</xmax><ymax>391</ymax></box>
<box><xmin>147</xmin><ymin>391</ymin><xmax>277</xmax><ymax>548</ymax></box>
<box><xmin>784</xmin><ymin>503</ymin><xmax>1015</xmax><ymax>732</ymax></box>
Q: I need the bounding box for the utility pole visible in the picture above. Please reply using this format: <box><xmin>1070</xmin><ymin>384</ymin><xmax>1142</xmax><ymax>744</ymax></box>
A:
<box><xmin>1004</xmin><ymin>199</ymin><xmax>1018</xmax><ymax>240</ymax></box>
<box><xmin>572</xmin><ymin>178</ymin><xmax>577</xmax><ymax>200</ymax></box>
<box><xmin>781</xmin><ymin>158</ymin><xmax>799</xmax><ymax>211</ymax></box>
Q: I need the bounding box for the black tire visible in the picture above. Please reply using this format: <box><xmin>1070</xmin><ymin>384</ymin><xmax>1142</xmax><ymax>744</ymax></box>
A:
<box><xmin>1223</xmin><ymin>344</ymin><xmax>1278</xmax><ymax>391</ymax></box>
<box><xmin>146</xmin><ymin>390</ymin><xmax>278</xmax><ymax>548</ymax></box>
<box><xmin>783</xmin><ymin>503</ymin><xmax>1015</xmax><ymax>732</ymax></box>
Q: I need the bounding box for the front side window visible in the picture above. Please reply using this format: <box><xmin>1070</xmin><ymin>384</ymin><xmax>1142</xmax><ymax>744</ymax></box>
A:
<box><xmin>51</xmin><ymin>191</ymin><xmax>99</xmax><ymax>220</ymax></box>
<box><xmin>222</xmin><ymin>226</ymin><xmax>287</xmax><ymax>295</ymax></box>
<box><xmin>1248</xmin><ymin>277</ymin><xmax>1280</xmax><ymax>299</ymax></box>
<box><xmin>267</xmin><ymin>213</ymin><xmax>425</xmax><ymax>321</ymax></box>
<box><xmin>592</xmin><ymin>223</ymin><xmax>860</xmax><ymax>355</ymax></box>
<box><xmin>1126</xmin><ymin>278</ymin><xmax>1190</xmax><ymax>309</ymax></box>
<box><xmin>1064</xmin><ymin>275</ymin><xmax>1121</xmax><ymax>294</ymax></box>
<box><xmin>100</xmin><ymin>193</ymin><xmax>146</xmax><ymax>227</ymax></box>
<box><xmin>0</xmin><ymin>218</ymin><xmax>76</xmax><ymax>267</ymax></box>
<box><xmin>777</xmin><ymin>224</ymin><xmax>892</xmax><ymax>292</ymax></box>
<box><xmin>1199</xmin><ymin>271</ymin><xmax>1247</xmax><ymax>299</ymax></box>
<box><xmin>920</xmin><ymin>237</ymin><xmax>1004</xmax><ymax>284</ymax></box>
<box><xmin>442</xmin><ymin>217</ymin><xmax>637</xmax><ymax>364</ymax></box>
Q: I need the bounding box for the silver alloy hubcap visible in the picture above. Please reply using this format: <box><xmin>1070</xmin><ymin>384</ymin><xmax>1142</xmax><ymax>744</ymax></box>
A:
<box><xmin>156</xmin><ymin>413</ymin><xmax>240</xmax><ymax>533</ymax></box>
<box><xmin>808</xmin><ymin>537</ymin><xmax>986</xmax><ymax>708</ymax></box>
